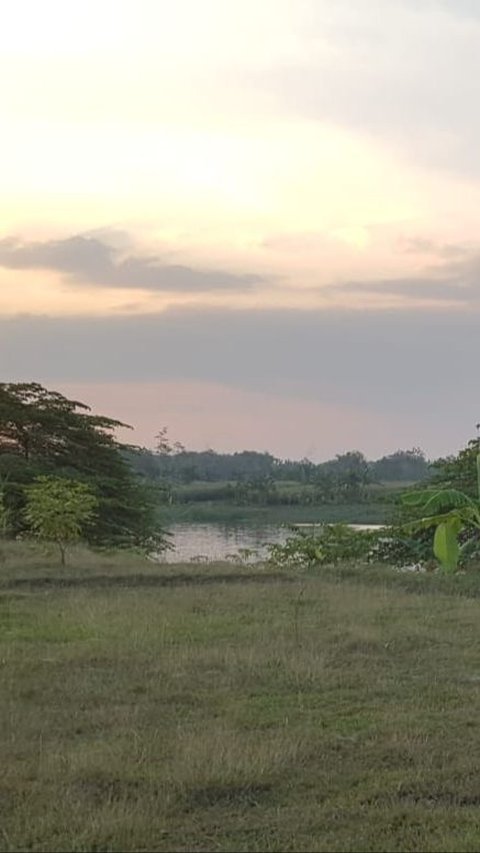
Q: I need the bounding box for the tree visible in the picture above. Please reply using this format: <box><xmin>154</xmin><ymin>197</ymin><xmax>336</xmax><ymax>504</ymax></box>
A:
<box><xmin>372</xmin><ymin>448</ymin><xmax>428</xmax><ymax>482</ymax></box>
<box><xmin>154</xmin><ymin>426</ymin><xmax>185</xmax><ymax>457</ymax></box>
<box><xmin>429</xmin><ymin>438</ymin><xmax>480</xmax><ymax>497</ymax></box>
<box><xmin>0</xmin><ymin>482</ymin><xmax>10</xmax><ymax>537</ymax></box>
<box><xmin>24</xmin><ymin>476</ymin><xmax>98</xmax><ymax>565</ymax></box>
<box><xmin>0</xmin><ymin>382</ymin><xmax>169</xmax><ymax>550</ymax></box>
<box><xmin>320</xmin><ymin>451</ymin><xmax>371</xmax><ymax>502</ymax></box>
<box><xmin>0</xmin><ymin>382</ymin><xmax>127</xmax><ymax>464</ymax></box>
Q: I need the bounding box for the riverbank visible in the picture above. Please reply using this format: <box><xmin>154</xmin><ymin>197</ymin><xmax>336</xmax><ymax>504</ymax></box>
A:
<box><xmin>159</xmin><ymin>500</ymin><xmax>395</xmax><ymax>526</ymax></box>
<box><xmin>3</xmin><ymin>543</ymin><xmax>480</xmax><ymax>851</ymax></box>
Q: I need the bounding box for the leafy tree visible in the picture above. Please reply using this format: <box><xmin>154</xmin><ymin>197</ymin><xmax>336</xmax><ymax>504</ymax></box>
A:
<box><xmin>371</xmin><ymin>448</ymin><xmax>428</xmax><ymax>482</ymax></box>
<box><xmin>155</xmin><ymin>426</ymin><xmax>185</xmax><ymax>457</ymax></box>
<box><xmin>24</xmin><ymin>476</ymin><xmax>98</xmax><ymax>565</ymax></box>
<box><xmin>429</xmin><ymin>438</ymin><xmax>480</xmax><ymax>497</ymax></box>
<box><xmin>0</xmin><ymin>382</ymin><xmax>127</xmax><ymax>463</ymax></box>
<box><xmin>0</xmin><ymin>382</ymin><xmax>169</xmax><ymax>550</ymax></box>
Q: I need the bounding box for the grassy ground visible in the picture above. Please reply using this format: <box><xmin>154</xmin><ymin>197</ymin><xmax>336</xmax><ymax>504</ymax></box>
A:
<box><xmin>4</xmin><ymin>544</ymin><xmax>480</xmax><ymax>851</ymax></box>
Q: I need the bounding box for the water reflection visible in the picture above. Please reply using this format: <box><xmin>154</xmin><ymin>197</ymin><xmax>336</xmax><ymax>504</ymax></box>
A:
<box><xmin>159</xmin><ymin>522</ymin><xmax>383</xmax><ymax>564</ymax></box>
<box><xmin>161</xmin><ymin>523</ymin><xmax>292</xmax><ymax>563</ymax></box>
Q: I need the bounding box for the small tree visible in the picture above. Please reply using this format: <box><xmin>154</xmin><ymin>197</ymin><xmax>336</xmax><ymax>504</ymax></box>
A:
<box><xmin>24</xmin><ymin>476</ymin><xmax>98</xmax><ymax>565</ymax></box>
<box><xmin>0</xmin><ymin>489</ymin><xmax>10</xmax><ymax>537</ymax></box>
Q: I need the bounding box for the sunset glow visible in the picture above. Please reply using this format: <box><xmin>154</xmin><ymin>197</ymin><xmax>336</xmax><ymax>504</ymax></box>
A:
<box><xmin>4</xmin><ymin>0</ymin><xmax>480</xmax><ymax>456</ymax></box>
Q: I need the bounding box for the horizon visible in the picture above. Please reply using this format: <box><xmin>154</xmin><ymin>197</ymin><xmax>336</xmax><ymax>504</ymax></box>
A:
<box><xmin>129</xmin><ymin>441</ymin><xmax>434</xmax><ymax>466</ymax></box>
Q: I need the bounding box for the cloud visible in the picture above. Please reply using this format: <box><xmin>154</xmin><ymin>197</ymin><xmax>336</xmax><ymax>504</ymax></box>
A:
<box><xmin>236</xmin><ymin>0</ymin><xmax>480</xmax><ymax>177</ymax></box>
<box><xmin>4</xmin><ymin>304</ymin><xmax>478</xmax><ymax>457</ymax></box>
<box><xmin>0</xmin><ymin>234</ymin><xmax>263</xmax><ymax>293</ymax></box>
<box><xmin>400</xmin><ymin>237</ymin><xmax>470</xmax><ymax>260</ymax></box>
<box><xmin>330</xmin><ymin>278</ymin><xmax>471</xmax><ymax>302</ymax></box>
<box><xmin>327</xmin><ymin>276</ymin><xmax>475</xmax><ymax>303</ymax></box>
<box><xmin>2</xmin><ymin>305</ymin><xmax>479</xmax><ymax>420</ymax></box>
<box><xmin>317</xmin><ymin>243</ymin><xmax>480</xmax><ymax>303</ymax></box>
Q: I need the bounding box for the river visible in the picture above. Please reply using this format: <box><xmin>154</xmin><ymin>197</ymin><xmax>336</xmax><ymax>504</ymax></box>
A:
<box><xmin>159</xmin><ymin>522</ymin><xmax>381</xmax><ymax>563</ymax></box>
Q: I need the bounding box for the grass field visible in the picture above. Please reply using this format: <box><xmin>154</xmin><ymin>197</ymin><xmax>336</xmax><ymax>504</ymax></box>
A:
<box><xmin>4</xmin><ymin>543</ymin><xmax>480</xmax><ymax>851</ymax></box>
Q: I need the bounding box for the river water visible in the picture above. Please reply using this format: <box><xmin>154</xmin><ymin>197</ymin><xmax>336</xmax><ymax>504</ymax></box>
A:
<box><xmin>159</xmin><ymin>522</ymin><xmax>381</xmax><ymax>563</ymax></box>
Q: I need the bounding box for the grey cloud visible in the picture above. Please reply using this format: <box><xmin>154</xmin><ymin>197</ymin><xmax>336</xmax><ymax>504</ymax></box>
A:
<box><xmin>0</xmin><ymin>234</ymin><xmax>263</xmax><ymax>293</ymax></box>
<box><xmin>330</xmin><ymin>278</ymin><xmax>472</xmax><ymax>301</ymax></box>
<box><xmin>328</xmin><ymin>278</ymin><xmax>478</xmax><ymax>305</ymax></box>
<box><xmin>438</xmin><ymin>252</ymin><xmax>480</xmax><ymax>281</ymax></box>
<box><xmin>323</xmin><ymin>245</ymin><xmax>480</xmax><ymax>301</ymax></box>
<box><xmin>2</xmin><ymin>306</ymin><xmax>480</xmax><ymax>429</ymax></box>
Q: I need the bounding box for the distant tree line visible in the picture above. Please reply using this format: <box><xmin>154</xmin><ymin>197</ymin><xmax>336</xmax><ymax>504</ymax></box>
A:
<box><xmin>126</xmin><ymin>438</ymin><xmax>429</xmax><ymax>506</ymax></box>
<box><xmin>128</xmin><ymin>443</ymin><xmax>429</xmax><ymax>485</ymax></box>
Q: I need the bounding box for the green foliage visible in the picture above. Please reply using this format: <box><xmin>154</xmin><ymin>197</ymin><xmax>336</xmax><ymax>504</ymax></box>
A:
<box><xmin>402</xmin><ymin>488</ymin><xmax>477</xmax><ymax>513</ymax></box>
<box><xmin>128</xmin><ymin>444</ymin><xmax>428</xmax><ymax>490</ymax></box>
<box><xmin>400</xmin><ymin>444</ymin><xmax>480</xmax><ymax>573</ymax></box>
<box><xmin>267</xmin><ymin>524</ymin><xmax>377</xmax><ymax>569</ymax></box>
<box><xmin>24</xmin><ymin>476</ymin><xmax>98</xmax><ymax>564</ymax></box>
<box><xmin>371</xmin><ymin>447</ymin><xmax>428</xmax><ymax>482</ymax></box>
<box><xmin>430</xmin><ymin>438</ymin><xmax>480</xmax><ymax>496</ymax></box>
<box><xmin>267</xmin><ymin>520</ymin><xmax>437</xmax><ymax>571</ymax></box>
<box><xmin>0</xmin><ymin>382</ymin><xmax>170</xmax><ymax>551</ymax></box>
<box><xmin>0</xmin><ymin>487</ymin><xmax>11</xmax><ymax>537</ymax></box>
<box><xmin>368</xmin><ymin>527</ymin><xmax>433</xmax><ymax>566</ymax></box>
<box><xmin>433</xmin><ymin>519</ymin><xmax>461</xmax><ymax>574</ymax></box>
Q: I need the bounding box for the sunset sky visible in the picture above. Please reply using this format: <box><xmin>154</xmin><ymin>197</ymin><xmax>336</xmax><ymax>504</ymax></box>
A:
<box><xmin>4</xmin><ymin>0</ymin><xmax>480</xmax><ymax>460</ymax></box>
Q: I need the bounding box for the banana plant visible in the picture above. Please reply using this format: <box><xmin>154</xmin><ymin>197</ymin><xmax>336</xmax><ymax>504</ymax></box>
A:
<box><xmin>401</xmin><ymin>453</ymin><xmax>480</xmax><ymax>573</ymax></box>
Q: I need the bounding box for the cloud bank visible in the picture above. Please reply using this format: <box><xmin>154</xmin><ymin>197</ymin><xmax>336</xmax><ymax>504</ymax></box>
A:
<box><xmin>0</xmin><ymin>234</ymin><xmax>263</xmax><ymax>293</ymax></box>
<box><xmin>1</xmin><ymin>305</ymin><xmax>477</xmax><ymax>411</ymax></box>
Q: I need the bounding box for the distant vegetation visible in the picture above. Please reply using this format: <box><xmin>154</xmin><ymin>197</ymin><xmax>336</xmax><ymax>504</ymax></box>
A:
<box><xmin>2</xmin><ymin>380</ymin><xmax>478</xmax><ymax>573</ymax></box>
<box><xmin>268</xmin><ymin>437</ymin><xmax>480</xmax><ymax>574</ymax></box>
<box><xmin>130</xmin><ymin>437</ymin><xmax>429</xmax><ymax>484</ymax></box>
<box><xmin>0</xmin><ymin>383</ymin><xmax>432</xmax><ymax>554</ymax></box>
<box><xmin>127</xmin><ymin>434</ymin><xmax>429</xmax><ymax>513</ymax></box>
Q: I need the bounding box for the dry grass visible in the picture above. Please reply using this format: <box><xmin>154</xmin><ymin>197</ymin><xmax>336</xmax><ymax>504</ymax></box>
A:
<box><xmin>3</xmin><ymin>544</ymin><xmax>480</xmax><ymax>850</ymax></box>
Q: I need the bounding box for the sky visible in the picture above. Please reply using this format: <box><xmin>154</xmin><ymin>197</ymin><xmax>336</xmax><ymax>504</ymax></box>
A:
<box><xmin>3</xmin><ymin>0</ymin><xmax>480</xmax><ymax>460</ymax></box>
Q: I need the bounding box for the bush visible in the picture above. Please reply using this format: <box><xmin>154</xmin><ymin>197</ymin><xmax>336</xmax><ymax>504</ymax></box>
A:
<box><xmin>267</xmin><ymin>524</ymin><xmax>377</xmax><ymax>569</ymax></box>
<box><xmin>267</xmin><ymin>523</ymin><xmax>434</xmax><ymax>571</ymax></box>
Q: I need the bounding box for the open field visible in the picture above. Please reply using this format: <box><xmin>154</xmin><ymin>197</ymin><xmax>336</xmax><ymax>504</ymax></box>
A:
<box><xmin>4</xmin><ymin>545</ymin><xmax>480</xmax><ymax>851</ymax></box>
